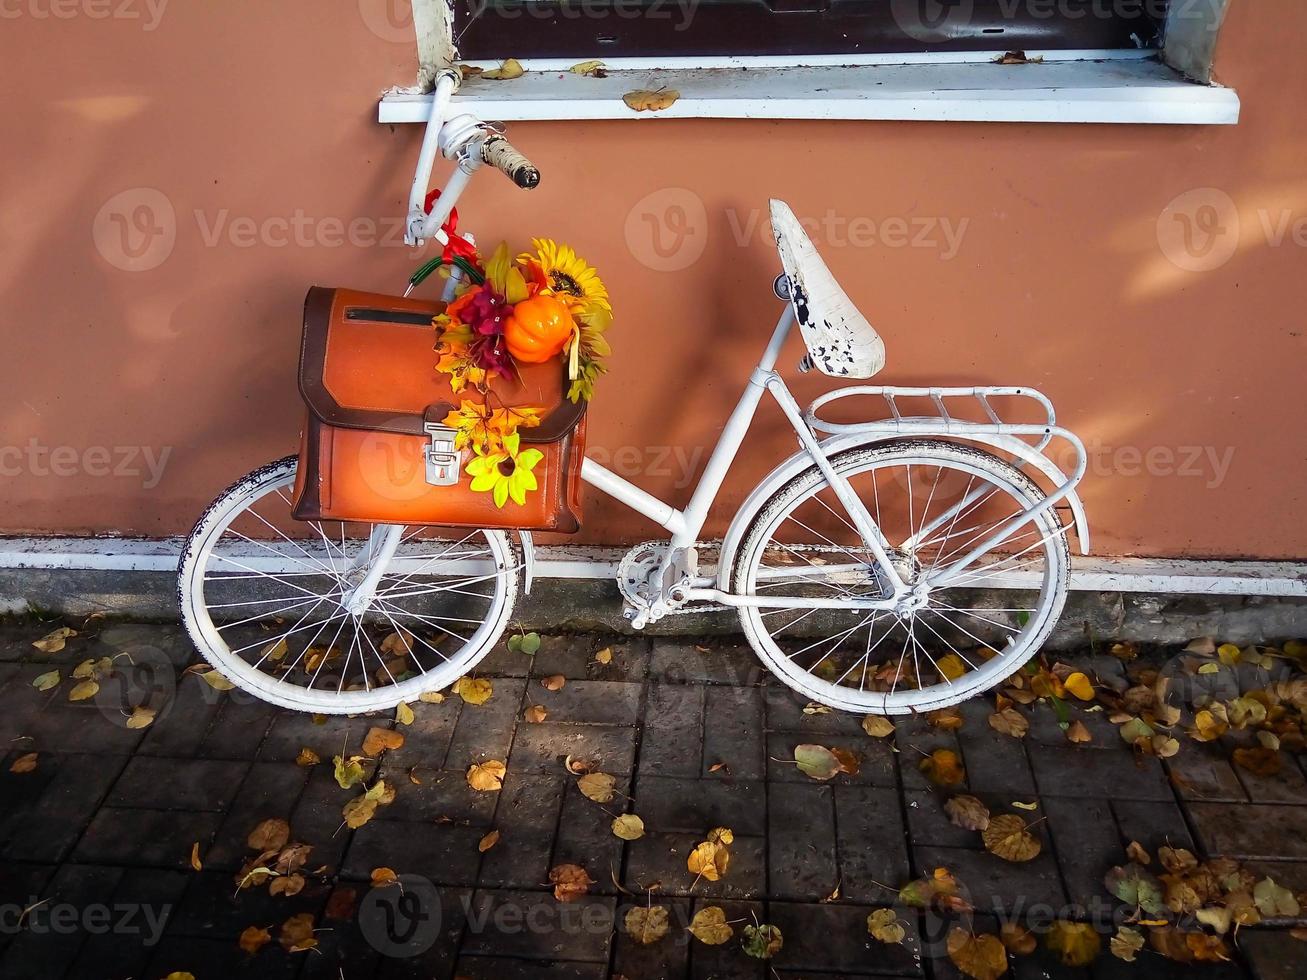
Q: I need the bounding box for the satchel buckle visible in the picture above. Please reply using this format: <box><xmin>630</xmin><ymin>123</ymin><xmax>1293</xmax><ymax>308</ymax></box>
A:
<box><xmin>422</xmin><ymin>423</ymin><xmax>462</xmax><ymax>487</ymax></box>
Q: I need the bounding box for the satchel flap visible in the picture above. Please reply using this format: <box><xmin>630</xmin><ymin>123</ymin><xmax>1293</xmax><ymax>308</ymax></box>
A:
<box><xmin>299</xmin><ymin>286</ymin><xmax>584</xmax><ymax>440</ymax></box>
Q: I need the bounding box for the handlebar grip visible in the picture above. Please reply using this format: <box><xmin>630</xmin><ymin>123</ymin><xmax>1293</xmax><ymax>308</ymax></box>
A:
<box><xmin>480</xmin><ymin>135</ymin><xmax>541</xmax><ymax>190</ymax></box>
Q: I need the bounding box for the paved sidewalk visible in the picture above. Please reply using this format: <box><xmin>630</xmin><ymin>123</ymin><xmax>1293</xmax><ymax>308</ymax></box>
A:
<box><xmin>0</xmin><ymin>620</ymin><xmax>1305</xmax><ymax>980</ymax></box>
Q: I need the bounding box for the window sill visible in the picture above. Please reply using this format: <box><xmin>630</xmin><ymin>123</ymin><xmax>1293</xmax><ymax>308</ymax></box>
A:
<box><xmin>378</xmin><ymin>54</ymin><xmax>1240</xmax><ymax>126</ymax></box>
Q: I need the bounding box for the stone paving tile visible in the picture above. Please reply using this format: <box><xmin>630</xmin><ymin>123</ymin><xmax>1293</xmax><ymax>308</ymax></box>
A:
<box><xmin>300</xmin><ymin>883</ymin><xmax>381</xmax><ymax>980</ymax></box>
<box><xmin>1188</xmin><ymin>803</ymin><xmax>1307</xmax><ymax>860</ymax></box>
<box><xmin>167</xmin><ymin>870</ymin><xmax>332</xmax><ymax>939</ymax></box>
<box><xmin>23</xmin><ymin>696</ymin><xmax>147</xmax><ymax>755</ymax></box>
<box><xmin>612</xmin><ymin>895</ymin><xmax>692</xmax><ymax>980</ymax></box>
<box><xmin>0</xmin><ymin>752</ymin><xmax>128</xmax><ymax>863</ymax></box>
<box><xmin>289</xmin><ymin>763</ymin><xmax>372</xmax><ymax>871</ymax></box>
<box><xmin>769</xmin><ymin>781</ymin><xmax>838</xmax><ymax>901</ymax></box>
<box><xmin>373</xmin><ymin>767</ymin><xmax>497</xmax><ymax>825</ymax></box>
<box><xmin>1025</xmin><ymin>701</ymin><xmax>1121</xmax><ymax>747</ymax></box>
<box><xmin>530</xmin><ymin>679</ymin><xmax>644</xmax><ymax>726</ymax></box>
<box><xmin>0</xmin><ymin>663</ymin><xmax>53</xmax><ymax>746</ymax></box>
<box><xmin>903</xmin><ymin>789</ymin><xmax>1013</xmax><ymax>850</ymax></box>
<box><xmin>193</xmin><ymin>692</ymin><xmax>278</xmax><ymax>759</ymax></box>
<box><xmin>768</xmin><ymin>901</ymin><xmax>923</xmax><ymax>975</ymax></box>
<box><xmin>478</xmin><ymin>772</ymin><xmax>564</xmax><ymax>889</ymax></box>
<box><xmin>912</xmin><ymin>844</ymin><xmax>1066</xmax><ymax>917</ymax></box>
<box><xmin>1239</xmin><ymin>927</ymin><xmax>1307</xmax><ymax>980</ymax></box>
<box><xmin>766</xmin><ymin>731</ymin><xmax>897</xmax><ymax>786</ymax></box>
<box><xmin>553</xmin><ymin>775</ymin><xmax>629</xmax><ymax>894</ymax></box>
<box><xmin>454</xmin><ymin>958</ymin><xmax>606</xmax><ymax>979</ymax></box>
<box><xmin>380</xmin><ymin>696</ymin><xmax>462</xmax><ymax>769</ymax></box>
<box><xmin>626</xmin><ymin>832</ymin><xmax>766</xmax><ymax>899</ymax></box>
<box><xmin>703</xmin><ymin>685</ymin><xmax>766</xmax><ymax>779</ymax></box>
<box><xmin>765</xmin><ymin>683</ymin><xmax>867</xmax><ymax>735</ymax></box>
<box><xmin>835</xmin><ymin>785</ymin><xmax>912</xmax><ymax>904</ymax></box>
<box><xmin>688</xmin><ymin>897</ymin><xmax>765</xmax><ymax>979</ymax></box>
<box><xmin>527</xmin><ymin>634</ymin><xmax>651</xmax><ymax>682</ymax></box>
<box><xmin>145</xmin><ymin>934</ymin><xmax>300</xmax><ymax>979</ymax></box>
<box><xmin>445</xmin><ymin>677</ymin><xmax>528</xmax><ymax>769</ymax></box>
<box><xmin>73</xmin><ymin>806</ymin><xmax>225</xmax><ymax>869</ymax></box>
<box><xmin>1043</xmin><ymin>795</ymin><xmax>1121</xmax><ymax>909</ymax></box>
<box><xmin>1166</xmin><ymin>743</ymin><xmax>1249</xmax><ymax>802</ymax></box>
<box><xmin>652</xmin><ymin>639</ymin><xmax>762</xmax><ymax>687</ymax></box>
<box><xmin>107</xmin><ymin>756</ymin><xmax>249</xmax><ymax>811</ymax></box>
<box><xmin>638</xmin><ymin>682</ymin><xmax>705</xmax><ymax>778</ymax></box>
<box><xmin>1110</xmin><ymin>797</ymin><xmax>1195</xmax><ymax>853</ymax></box>
<box><xmin>1028</xmin><ymin>743</ymin><xmax>1173</xmax><ymax>801</ymax></box>
<box><xmin>1235</xmin><ymin>755</ymin><xmax>1307</xmax><ymax>804</ymax></box>
<box><xmin>203</xmin><ymin>761</ymin><xmax>313</xmax><ymax>872</ymax></box>
<box><xmin>635</xmin><ymin>775</ymin><xmax>766</xmax><ymax>836</ymax></box>
<box><xmin>0</xmin><ymin>863</ymin><xmax>125</xmax><ymax>980</ymax></box>
<box><xmin>509</xmin><ymin>721</ymin><xmax>638</xmax><ymax>776</ymax></box>
<box><xmin>342</xmin><ymin>820</ymin><xmax>486</xmax><ymax>885</ymax></box>
<box><xmin>460</xmin><ymin>888</ymin><xmax>617</xmax><ymax>961</ymax></box>
<box><xmin>259</xmin><ymin>710</ymin><xmax>380</xmax><ymax>763</ymax></box>
<box><xmin>896</xmin><ymin>727</ymin><xmax>966</xmax><ymax>793</ymax></box>
<box><xmin>370</xmin><ymin>882</ymin><xmax>471</xmax><ymax>980</ymax></box>
<box><xmin>956</xmin><ymin>698</ymin><xmax>1037</xmax><ymax>795</ymax></box>
<box><xmin>136</xmin><ymin>675</ymin><xmax>225</xmax><ymax>757</ymax></box>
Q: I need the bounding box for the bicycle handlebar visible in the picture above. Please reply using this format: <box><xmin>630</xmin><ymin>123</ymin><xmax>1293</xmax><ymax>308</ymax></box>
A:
<box><xmin>480</xmin><ymin>135</ymin><xmax>540</xmax><ymax>190</ymax></box>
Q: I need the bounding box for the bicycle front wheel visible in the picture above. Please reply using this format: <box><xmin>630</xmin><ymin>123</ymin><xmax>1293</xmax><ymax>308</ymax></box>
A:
<box><xmin>733</xmin><ymin>440</ymin><xmax>1070</xmax><ymax>714</ymax></box>
<box><xmin>178</xmin><ymin>457</ymin><xmax>518</xmax><ymax>714</ymax></box>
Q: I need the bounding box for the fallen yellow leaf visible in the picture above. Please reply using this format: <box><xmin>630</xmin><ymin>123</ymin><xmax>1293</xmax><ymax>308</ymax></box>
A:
<box><xmin>688</xmin><ymin>905</ymin><xmax>733</xmax><ymax>944</ymax></box>
<box><xmin>467</xmin><ymin>759</ymin><xmax>507</xmax><ymax>792</ymax></box>
<box><xmin>623</xmin><ymin>88</ymin><xmax>680</xmax><ymax>112</ymax></box>
<box><xmin>947</xmin><ymin>927</ymin><xmax>1009</xmax><ymax>980</ymax></box>
<box><xmin>483</xmin><ymin>58</ymin><xmax>525</xmax><ymax>80</ymax></box>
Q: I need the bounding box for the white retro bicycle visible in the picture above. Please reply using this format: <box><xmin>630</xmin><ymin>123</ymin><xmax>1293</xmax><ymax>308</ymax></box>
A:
<box><xmin>179</xmin><ymin>70</ymin><xmax>1090</xmax><ymax>717</ymax></box>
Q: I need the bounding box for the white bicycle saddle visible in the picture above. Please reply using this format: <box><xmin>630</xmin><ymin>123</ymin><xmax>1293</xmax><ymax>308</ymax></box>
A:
<box><xmin>770</xmin><ymin>198</ymin><xmax>886</xmax><ymax>379</ymax></box>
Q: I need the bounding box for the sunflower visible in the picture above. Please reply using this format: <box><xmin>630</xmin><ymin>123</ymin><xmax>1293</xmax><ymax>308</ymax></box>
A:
<box><xmin>465</xmin><ymin>434</ymin><xmax>544</xmax><ymax>508</ymax></box>
<box><xmin>519</xmin><ymin>239</ymin><xmax>611</xmax><ymax>313</ymax></box>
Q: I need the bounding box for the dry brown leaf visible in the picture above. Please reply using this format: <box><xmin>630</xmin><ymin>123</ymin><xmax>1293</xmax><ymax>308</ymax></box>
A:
<box><xmin>279</xmin><ymin>912</ymin><xmax>317</xmax><ymax>952</ymax></box>
<box><xmin>362</xmin><ymin>727</ymin><xmax>405</xmax><ymax>756</ymax></box>
<box><xmin>982</xmin><ymin>814</ymin><xmax>1041</xmax><ymax>862</ymax></box>
<box><xmin>9</xmin><ymin>752</ymin><xmax>38</xmax><ymax>774</ymax></box>
<box><xmin>926</xmin><ymin>707</ymin><xmax>965</xmax><ymax>730</ymax></box>
<box><xmin>593</xmin><ymin>647</ymin><xmax>613</xmax><ymax>664</ymax></box>
<box><xmin>1000</xmin><ymin>922</ymin><xmax>1036</xmax><ymax>956</ymax></box>
<box><xmin>33</xmin><ymin>626</ymin><xmax>76</xmax><ymax>653</ymax></box>
<box><xmin>549</xmin><ymin>863</ymin><xmax>594</xmax><ymax>902</ymax></box>
<box><xmin>1233</xmin><ymin>746</ymin><xmax>1282</xmax><ymax>776</ymax></box>
<box><xmin>988</xmin><ymin>708</ymin><xmax>1029</xmax><ymax>738</ymax></box>
<box><xmin>380</xmin><ymin>629</ymin><xmax>414</xmax><ymax>655</ymax></box>
<box><xmin>239</xmin><ymin>925</ymin><xmax>272</xmax><ymax>955</ymax></box>
<box><xmin>947</xmin><ymin>927</ymin><xmax>1009</xmax><ymax>980</ymax></box>
<box><xmin>1046</xmin><ymin>921</ymin><xmax>1100</xmax><ymax>967</ymax></box>
<box><xmin>945</xmin><ymin>795</ymin><xmax>991</xmax><ymax>832</ymax></box>
<box><xmin>577</xmin><ymin>772</ymin><xmax>617</xmax><ymax>803</ymax></box>
<box><xmin>995</xmin><ymin>50</ymin><xmax>1044</xmax><ymax>65</ymax></box>
<box><xmin>456</xmin><ymin>676</ymin><xmax>494</xmax><ymax>705</ymax></box>
<box><xmin>370</xmin><ymin>867</ymin><xmax>399</xmax><ymax>888</ymax></box>
<box><xmin>196</xmin><ymin>669</ymin><xmax>235</xmax><ymax>691</ymax></box>
<box><xmin>1126</xmin><ymin>841</ymin><xmax>1151</xmax><ymax>866</ymax></box>
<box><xmin>126</xmin><ymin>706</ymin><xmax>156</xmax><ymax>729</ymax></box>
<box><xmin>467</xmin><ymin>759</ymin><xmax>507</xmax><ymax>792</ymax></box>
<box><xmin>1065</xmin><ymin>720</ymin><xmax>1092</xmax><ymax>744</ymax></box>
<box><xmin>524</xmin><ymin>704</ymin><xmax>548</xmax><ymax>723</ymax></box>
<box><xmin>862</xmin><ymin>715</ymin><xmax>895</xmax><ymax>738</ymax></box>
<box><xmin>247</xmin><ymin>819</ymin><xmax>291</xmax><ymax>852</ymax></box>
<box><xmin>269</xmin><ymin>874</ymin><xmax>305</xmax><ymax>897</ymax></box>
<box><xmin>830</xmin><ymin>747</ymin><xmax>861</xmax><ymax>777</ymax></box>
<box><xmin>625</xmin><ymin>904</ymin><xmax>670</xmax><ymax>944</ymax></box>
<box><xmin>478</xmin><ymin>830</ymin><xmax>500</xmax><ymax>853</ymax></box>
<box><xmin>919</xmin><ymin>748</ymin><xmax>966</xmax><ymax>786</ymax></box>
<box><xmin>189</xmin><ymin>842</ymin><xmax>203</xmax><ymax>872</ymax></box>
<box><xmin>612</xmin><ymin>814</ymin><xmax>645</xmax><ymax>840</ymax></box>
<box><xmin>68</xmin><ymin>679</ymin><xmax>99</xmax><ymax>702</ymax></box>
<box><xmin>623</xmin><ymin>88</ymin><xmax>680</xmax><ymax>112</ymax></box>
<box><xmin>688</xmin><ymin>905</ymin><xmax>733</xmax><ymax>944</ymax></box>
<box><xmin>342</xmin><ymin>796</ymin><xmax>378</xmax><ymax>829</ymax></box>
<box><xmin>483</xmin><ymin>58</ymin><xmax>525</xmax><ymax>80</ymax></box>
<box><xmin>867</xmin><ymin>908</ymin><xmax>906</xmax><ymax>944</ymax></box>
<box><xmin>541</xmin><ymin>674</ymin><xmax>566</xmax><ymax>692</ymax></box>
<box><xmin>1110</xmin><ymin>926</ymin><xmax>1144</xmax><ymax>962</ymax></box>
<box><xmin>296</xmin><ymin>748</ymin><xmax>320</xmax><ymax>767</ymax></box>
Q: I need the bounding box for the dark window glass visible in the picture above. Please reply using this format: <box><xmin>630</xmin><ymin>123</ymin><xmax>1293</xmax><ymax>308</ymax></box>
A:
<box><xmin>456</xmin><ymin>0</ymin><xmax>1169</xmax><ymax>60</ymax></box>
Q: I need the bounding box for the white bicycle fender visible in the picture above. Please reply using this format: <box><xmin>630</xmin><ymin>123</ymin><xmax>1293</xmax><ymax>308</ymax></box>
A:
<box><xmin>716</xmin><ymin>433</ymin><xmax>1090</xmax><ymax>591</ymax></box>
<box><xmin>517</xmin><ymin>530</ymin><xmax>536</xmax><ymax>595</ymax></box>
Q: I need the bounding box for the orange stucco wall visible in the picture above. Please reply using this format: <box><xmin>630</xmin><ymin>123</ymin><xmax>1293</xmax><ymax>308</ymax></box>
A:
<box><xmin>1</xmin><ymin>0</ymin><xmax>1301</xmax><ymax>557</ymax></box>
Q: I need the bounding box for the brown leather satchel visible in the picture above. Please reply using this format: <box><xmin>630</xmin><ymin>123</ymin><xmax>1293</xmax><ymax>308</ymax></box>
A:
<box><xmin>291</xmin><ymin>286</ymin><xmax>586</xmax><ymax>531</ymax></box>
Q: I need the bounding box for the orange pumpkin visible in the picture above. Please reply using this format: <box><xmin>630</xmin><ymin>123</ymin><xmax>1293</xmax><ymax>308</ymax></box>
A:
<box><xmin>504</xmin><ymin>295</ymin><xmax>575</xmax><ymax>363</ymax></box>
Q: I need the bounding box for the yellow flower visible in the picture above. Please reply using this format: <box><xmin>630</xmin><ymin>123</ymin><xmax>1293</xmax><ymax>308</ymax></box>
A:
<box><xmin>520</xmin><ymin>239</ymin><xmax>611</xmax><ymax>312</ymax></box>
<box><xmin>465</xmin><ymin>435</ymin><xmax>544</xmax><ymax>508</ymax></box>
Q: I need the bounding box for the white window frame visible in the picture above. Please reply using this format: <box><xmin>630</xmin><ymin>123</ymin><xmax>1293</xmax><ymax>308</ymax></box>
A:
<box><xmin>381</xmin><ymin>0</ymin><xmax>1237</xmax><ymax>125</ymax></box>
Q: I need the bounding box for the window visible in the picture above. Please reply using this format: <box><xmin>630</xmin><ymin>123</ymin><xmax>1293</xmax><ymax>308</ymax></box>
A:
<box><xmin>454</xmin><ymin>0</ymin><xmax>1169</xmax><ymax>61</ymax></box>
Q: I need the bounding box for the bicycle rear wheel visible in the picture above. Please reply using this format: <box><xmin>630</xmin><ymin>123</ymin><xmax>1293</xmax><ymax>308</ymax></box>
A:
<box><xmin>733</xmin><ymin>440</ymin><xmax>1069</xmax><ymax>714</ymax></box>
<box><xmin>178</xmin><ymin>457</ymin><xmax>518</xmax><ymax>714</ymax></box>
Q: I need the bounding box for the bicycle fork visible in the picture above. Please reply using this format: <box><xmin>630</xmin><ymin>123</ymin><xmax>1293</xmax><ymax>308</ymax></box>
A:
<box><xmin>342</xmin><ymin>524</ymin><xmax>405</xmax><ymax>616</ymax></box>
